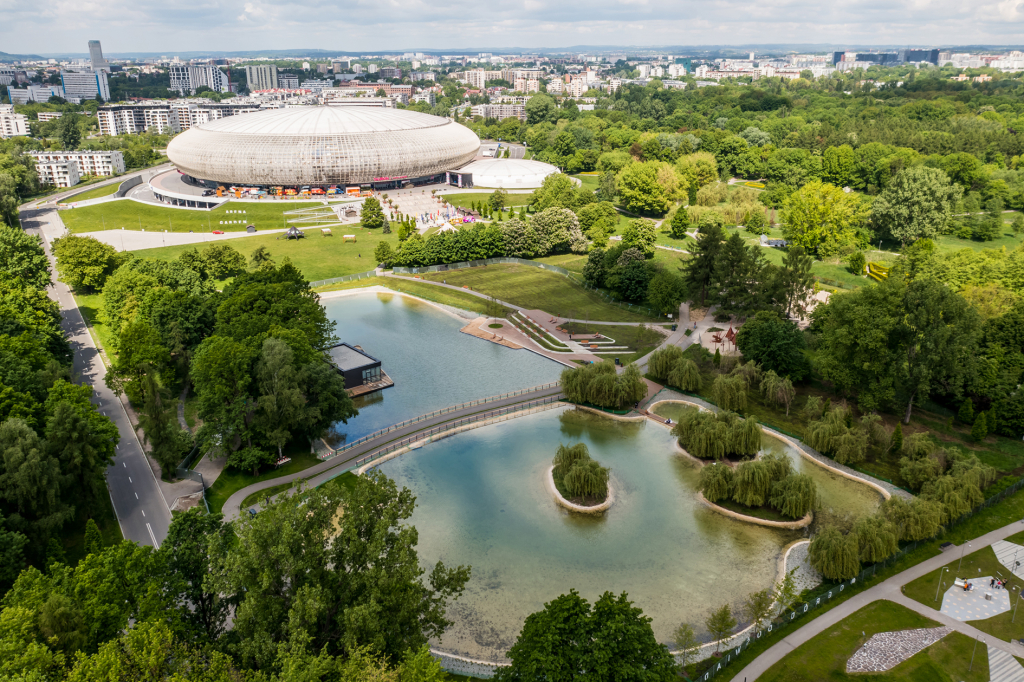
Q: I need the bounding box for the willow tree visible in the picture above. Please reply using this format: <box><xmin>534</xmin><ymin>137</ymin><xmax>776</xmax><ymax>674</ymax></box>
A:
<box><xmin>808</xmin><ymin>526</ymin><xmax>860</xmax><ymax>581</ymax></box>
<box><xmin>880</xmin><ymin>496</ymin><xmax>943</xmax><ymax>541</ymax></box>
<box><xmin>760</xmin><ymin>370</ymin><xmax>796</xmax><ymax>416</ymax></box>
<box><xmin>553</xmin><ymin>443</ymin><xmax>591</xmax><ymax>479</ymax></box>
<box><xmin>922</xmin><ymin>475</ymin><xmax>983</xmax><ymax>524</ymax></box>
<box><xmin>806</xmin><ymin>405</ymin><xmax>868</xmax><ymax>465</ymax></box>
<box><xmin>732</xmin><ymin>460</ymin><xmax>772</xmax><ymax>508</ymax></box>
<box><xmin>710</xmin><ymin>374</ymin><xmax>747</xmax><ymax>412</ymax></box>
<box><xmin>698</xmin><ymin>463</ymin><xmax>735</xmax><ymax>503</ymax></box>
<box><xmin>854</xmin><ymin>515</ymin><xmax>899</xmax><ymax>564</ymax></box>
<box><xmin>648</xmin><ymin>346</ymin><xmax>685</xmax><ymax>381</ymax></box>
<box><xmin>728</xmin><ymin>416</ymin><xmax>762</xmax><ymax>458</ymax></box>
<box><xmin>731</xmin><ymin>361</ymin><xmax>761</xmax><ymax>389</ymax></box>
<box><xmin>769</xmin><ymin>474</ymin><xmax>817</xmax><ymax>519</ymax></box>
<box><xmin>667</xmin><ymin>359</ymin><xmax>702</xmax><ymax>392</ymax></box>
<box><xmin>564</xmin><ymin>459</ymin><xmax>610</xmax><ymax>499</ymax></box>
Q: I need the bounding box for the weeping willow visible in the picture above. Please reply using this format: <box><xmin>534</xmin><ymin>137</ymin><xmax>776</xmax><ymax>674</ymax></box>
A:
<box><xmin>731</xmin><ymin>361</ymin><xmax>761</xmax><ymax>389</ymax></box>
<box><xmin>881</xmin><ymin>496</ymin><xmax>944</xmax><ymax>542</ymax></box>
<box><xmin>922</xmin><ymin>474</ymin><xmax>984</xmax><ymax>524</ymax></box>
<box><xmin>949</xmin><ymin>452</ymin><xmax>998</xmax><ymax>490</ymax></box>
<box><xmin>563</xmin><ymin>459</ymin><xmax>610</xmax><ymax>499</ymax></box>
<box><xmin>672</xmin><ymin>407</ymin><xmax>762</xmax><ymax>460</ymax></box>
<box><xmin>768</xmin><ymin>473</ymin><xmax>818</xmax><ymax>519</ymax></box>
<box><xmin>729</xmin><ymin>415</ymin><xmax>762</xmax><ymax>458</ymax></box>
<box><xmin>808</xmin><ymin>526</ymin><xmax>861</xmax><ymax>581</ymax></box>
<box><xmin>760</xmin><ymin>370</ymin><xmax>796</xmax><ymax>416</ymax></box>
<box><xmin>710</xmin><ymin>374</ymin><xmax>747</xmax><ymax>412</ymax></box>
<box><xmin>668</xmin><ymin>359</ymin><xmax>703</xmax><ymax>392</ymax></box>
<box><xmin>649</xmin><ymin>346</ymin><xmax>685</xmax><ymax>381</ymax></box>
<box><xmin>699</xmin><ymin>463</ymin><xmax>735</xmax><ymax>503</ymax></box>
<box><xmin>560</xmin><ymin>361</ymin><xmax>647</xmax><ymax>409</ymax></box>
<box><xmin>854</xmin><ymin>515</ymin><xmax>899</xmax><ymax>564</ymax></box>
<box><xmin>553</xmin><ymin>443</ymin><xmax>591</xmax><ymax>479</ymax></box>
<box><xmin>806</xmin><ymin>405</ymin><xmax>868</xmax><ymax>465</ymax></box>
<box><xmin>732</xmin><ymin>459</ymin><xmax>773</xmax><ymax>508</ymax></box>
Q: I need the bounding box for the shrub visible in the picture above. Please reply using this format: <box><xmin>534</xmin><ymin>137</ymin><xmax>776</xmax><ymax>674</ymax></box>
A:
<box><xmin>696</xmin><ymin>182</ymin><xmax>728</xmax><ymax>207</ymax></box>
<box><xmin>971</xmin><ymin>412</ymin><xmax>988</xmax><ymax>441</ymax></box>
<box><xmin>846</xmin><ymin>251</ymin><xmax>866</xmax><ymax>275</ymax></box>
<box><xmin>743</xmin><ymin>209</ymin><xmax>768</xmax><ymax>235</ymax></box>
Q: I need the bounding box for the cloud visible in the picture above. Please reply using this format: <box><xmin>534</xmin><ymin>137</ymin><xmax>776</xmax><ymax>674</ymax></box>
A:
<box><xmin>0</xmin><ymin>0</ymin><xmax>1021</xmax><ymax>53</ymax></box>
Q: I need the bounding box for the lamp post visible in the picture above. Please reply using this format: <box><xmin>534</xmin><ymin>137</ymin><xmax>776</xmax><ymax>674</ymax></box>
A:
<box><xmin>1014</xmin><ymin>586</ymin><xmax>1023</xmax><ymax>624</ymax></box>
<box><xmin>969</xmin><ymin>635</ymin><xmax>981</xmax><ymax>672</ymax></box>
<box><xmin>957</xmin><ymin>542</ymin><xmax>972</xmax><ymax>574</ymax></box>
<box><xmin>934</xmin><ymin>567</ymin><xmax>949</xmax><ymax>602</ymax></box>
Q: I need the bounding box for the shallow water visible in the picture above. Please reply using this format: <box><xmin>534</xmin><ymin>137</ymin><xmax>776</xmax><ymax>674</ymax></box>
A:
<box><xmin>322</xmin><ymin>292</ymin><xmax>561</xmax><ymax>442</ymax></box>
<box><xmin>375</xmin><ymin>407</ymin><xmax>848</xmax><ymax>661</ymax></box>
<box><xmin>650</xmin><ymin>401</ymin><xmax>882</xmax><ymax>520</ymax></box>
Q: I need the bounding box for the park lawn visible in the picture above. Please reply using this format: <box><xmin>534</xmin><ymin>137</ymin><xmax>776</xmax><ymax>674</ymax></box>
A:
<box><xmin>61</xmin><ymin>198</ymin><xmax>329</xmax><ymax>234</ymax></box>
<box><xmin>903</xmin><ymin>545</ymin><xmax>1024</xmax><ymax>643</ymax></box>
<box><xmin>132</xmin><ymin>226</ymin><xmax>400</xmax><ymax>282</ymax></box>
<box><xmin>417</xmin><ymin>263</ymin><xmax>661</xmax><ymax>322</ymax></box>
<box><xmin>205</xmin><ymin>445</ymin><xmax>322</xmax><ymax>515</ymax></box>
<box><xmin>442</xmin><ymin>192</ymin><xmax>534</xmax><ymax>211</ymax></box>
<box><xmin>570</xmin><ymin>173</ymin><xmax>601</xmax><ymax>193</ymax></box>
<box><xmin>755</xmin><ymin>600</ymin><xmax>986</xmax><ymax>682</ymax></box>
<box><xmin>533</xmin><ymin>253</ymin><xmax>588</xmax><ymax>272</ymax></box>
<box><xmin>317</xmin><ymin>276</ymin><xmax>506</xmax><ymax>317</ymax></box>
<box><xmin>933</xmin><ymin>228</ymin><xmax>1024</xmax><ymax>256</ymax></box>
<box><xmin>73</xmin><ymin>292</ymin><xmax>116</xmax><ymax>361</ymax></box>
<box><xmin>563</xmin><ymin>321</ymin><xmax>667</xmax><ymax>364</ymax></box>
<box><xmin>67</xmin><ymin>182</ymin><xmax>121</xmax><ymax>202</ymax></box>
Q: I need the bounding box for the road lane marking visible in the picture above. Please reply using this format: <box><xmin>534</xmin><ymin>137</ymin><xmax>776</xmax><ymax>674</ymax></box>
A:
<box><xmin>129</xmin><ymin>477</ymin><xmax>132</xmax><ymax>483</ymax></box>
<box><xmin>135</xmin><ymin>492</ymin><xmax>138</xmax><ymax>499</ymax></box>
<box><xmin>123</xmin><ymin>462</ymin><xmax>126</xmax><ymax>467</ymax></box>
<box><xmin>146</xmin><ymin>523</ymin><xmax>159</xmax><ymax>548</ymax></box>
<box><xmin>141</xmin><ymin>509</ymin><xmax>145</xmax><ymax>517</ymax></box>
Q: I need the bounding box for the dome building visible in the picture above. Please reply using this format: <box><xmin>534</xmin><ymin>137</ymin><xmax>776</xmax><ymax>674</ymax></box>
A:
<box><xmin>454</xmin><ymin>158</ymin><xmax>559</xmax><ymax>189</ymax></box>
<box><xmin>166</xmin><ymin>106</ymin><xmax>481</xmax><ymax>189</ymax></box>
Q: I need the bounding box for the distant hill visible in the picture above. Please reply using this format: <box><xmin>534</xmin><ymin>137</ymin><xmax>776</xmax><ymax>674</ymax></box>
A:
<box><xmin>0</xmin><ymin>51</ymin><xmax>44</xmax><ymax>63</ymax></box>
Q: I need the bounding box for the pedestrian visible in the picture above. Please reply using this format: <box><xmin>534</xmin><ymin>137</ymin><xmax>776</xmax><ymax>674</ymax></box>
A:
<box><xmin>992</xmin><ymin>578</ymin><xmax>996</xmax><ymax>588</ymax></box>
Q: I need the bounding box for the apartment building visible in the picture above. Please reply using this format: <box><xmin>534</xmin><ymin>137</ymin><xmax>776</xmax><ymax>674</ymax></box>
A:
<box><xmin>469</xmin><ymin>103</ymin><xmax>525</xmax><ymax>121</ymax></box>
<box><xmin>278</xmin><ymin>74</ymin><xmax>299</xmax><ymax>89</ymax></box>
<box><xmin>0</xmin><ymin>104</ymin><xmax>30</xmax><ymax>138</ymax></box>
<box><xmin>410</xmin><ymin>71</ymin><xmax>436</xmax><ymax>82</ymax></box>
<box><xmin>169</xmin><ymin>65</ymin><xmax>229</xmax><ymax>95</ymax></box>
<box><xmin>461</xmin><ymin>69</ymin><xmax>486</xmax><ymax>89</ymax></box>
<box><xmin>97</xmin><ymin>101</ymin><xmax>259</xmax><ymax>135</ymax></box>
<box><xmin>36</xmin><ymin>111</ymin><xmax>63</xmax><ymax>122</ymax></box>
<box><xmin>33</xmin><ymin>159</ymin><xmax>81</xmax><ymax>188</ymax></box>
<box><xmin>28</xmin><ymin>150</ymin><xmax>125</xmax><ymax>177</ymax></box>
<box><xmin>60</xmin><ymin>69</ymin><xmax>110</xmax><ymax>102</ymax></box>
<box><xmin>514</xmin><ymin>77</ymin><xmax>540</xmax><ymax>93</ymax></box>
<box><xmin>412</xmin><ymin>92</ymin><xmax>436</xmax><ymax>106</ymax></box>
<box><xmin>7</xmin><ymin>84</ymin><xmax>65</xmax><ymax>104</ymax></box>
<box><xmin>379</xmin><ymin>67</ymin><xmax>402</xmax><ymax>79</ymax></box>
<box><xmin>245</xmin><ymin>64</ymin><xmax>278</xmax><ymax>91</ymax></box>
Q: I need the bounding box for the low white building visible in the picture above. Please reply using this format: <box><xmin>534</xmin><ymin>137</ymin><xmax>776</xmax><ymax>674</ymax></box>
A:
<box><xmin>469</xmin><ymin>103</ymin><xmax>525</xmax><ymax>120</ymax></box>
<box><xmin>7</xmin><ymin>84</ymin><xmax>65</xmax><ymax>105</ymax></box>
<box><xmin>33</xmin><ymin>158</ymin><xmax>81</xmax><ymax>188</ymax></box>
<box><xmin>0</xmin><ymin>104</ymin><xmax>30</xmax><ymax>138</ymax></box>
<box><xmin>37</xmin><ymin>111</ymin><xmax>63</xmax><ymax>122</ymax></box>
<box><xmin>61</xmin><ymin>69</ymin><xmax>110</xmax><ymax>102</ymax></box>
<box><xmin>28</xmin><ymin>150</ymin><xmax>126</xmax><ymax>177</ymax></box>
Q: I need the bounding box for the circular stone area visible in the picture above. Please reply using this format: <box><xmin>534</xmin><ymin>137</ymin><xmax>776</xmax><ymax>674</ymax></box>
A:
<box><xmin>458</xmin><ymin>158</ymin><xmax>559</xmax><ymax>188</ymax></box>
<box><xmin>167</xmin><ymin>106</ymin><xmax>481</xmax><ymax>186</ymax></box>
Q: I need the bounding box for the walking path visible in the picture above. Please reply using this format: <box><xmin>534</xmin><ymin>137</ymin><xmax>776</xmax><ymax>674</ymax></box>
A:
<box><xmin>728</xmin><ymin>519</ymin><xmax>1024</xmax><ymax>682</ymax></box>
<box><xmin>221</xmin><ymin>384</ymin><xmax>565</xmax><ymax>519</ymax></box>
<box><xmin>989</xmin><ymin>647</ymin><xmax>1024</xmax><ymax>682</ymax></box>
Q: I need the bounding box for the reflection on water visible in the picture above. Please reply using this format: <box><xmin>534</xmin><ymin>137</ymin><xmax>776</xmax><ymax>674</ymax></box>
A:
<box><xmin>375</xmin><ymin>407</ymin><xmax>875</xmax><ymax>661</ymax></box>
<box><xmin>651</xmin><ymin>401</ymin><xmax>883</xmax><ymax>519</ymax></box>
<box><xmin>321</xmin><ymin>293</ymin><xmax>561</xmax><ymax>443</ymax></box>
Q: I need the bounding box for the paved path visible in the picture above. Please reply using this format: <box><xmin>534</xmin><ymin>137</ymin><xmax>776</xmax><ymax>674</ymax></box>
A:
<box><xmin>728</xmin><ymin>519</ymin><xmax>1024</xmax><ymax>682</ymax></box>
<box><xmin>990</xmin><ymin>647</ymin><xmax>1024</xmax><ymax>682</ymax></box>
<box><xmin>20</xmin><ymin>206</ymin><xmax>172</xmax><ymax>548</ymax></box>
<box><xmin>221</xmin><ymin>385</ymin><xmax>565</xmax><ymax>519</ymax></box>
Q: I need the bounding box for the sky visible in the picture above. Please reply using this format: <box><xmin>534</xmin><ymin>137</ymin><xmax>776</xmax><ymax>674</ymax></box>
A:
<box><xmin>2</xmin><ymin>0</ymin><xmax>1023</xmax><ymax>55</ymax></box>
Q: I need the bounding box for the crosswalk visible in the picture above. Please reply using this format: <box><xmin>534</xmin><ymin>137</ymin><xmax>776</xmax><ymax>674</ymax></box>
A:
<box><xmin>993</xmin><ymin>541</ymin><xmax>1024</xmax><ymax>579</ymax></box>
<box><xmin>989</xmin><ymin>648</ymin><xmax>1024</xmax><ymax>682</ymax></box>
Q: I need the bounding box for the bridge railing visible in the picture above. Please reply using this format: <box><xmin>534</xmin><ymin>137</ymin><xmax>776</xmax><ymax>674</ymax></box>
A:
<box><xmin>318</xmin><ymin>382</ymin><xmax>561</xmax><ymax>460</ymax></box>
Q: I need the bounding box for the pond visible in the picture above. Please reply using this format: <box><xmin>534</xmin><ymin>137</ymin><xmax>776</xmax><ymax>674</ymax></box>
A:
<box><xmin>321</xmin><ymin>291</ymin><xmax>561</xmax><ymax>443</ymax></box>
<box><xmin>373</xmin><ymin>407</ymin><xmax>883</xmax><ymax>662</ymax></box>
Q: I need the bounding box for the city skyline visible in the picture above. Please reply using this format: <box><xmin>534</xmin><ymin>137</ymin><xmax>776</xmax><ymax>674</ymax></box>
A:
<box><xmin>3</xmin><ymin>0</ymin><xmax>1023</xmax><ymax>55</ymax></box>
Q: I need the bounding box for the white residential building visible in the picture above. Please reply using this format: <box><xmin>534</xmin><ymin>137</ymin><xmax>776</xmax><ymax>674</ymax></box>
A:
<box><xmin>470</xmin><ymin>103</ymin><xmax>525</xmax><ymax>120</ymax></box>
<box><xmin>514</xmin><ymin>77</ymin><xmax>539</xmax><ymax>93</ymax></box>
<box><xmin>412</xmin><ymin>92</ymin><xmax>436</xmax><ymax>105</ymax></box>
<box><xmin>278</xmin><ymin>74</ymin><xmax>299</xmax><ymax>89</ymax></box>
<box><xmin>547</xmin><ymin>79</ymin><xmax>564</xmax><ymax>94</ymax></box>
<box><xmin>60</xmin><ymin>70</ymin><xmax>110</xmax><ymax>103</ymax></box>
<box><xmin>7</xmin><ymin>84</ymin><xmax>65</xmax><ymax>104</ymax></box>
<box><xmin>28</xmin><ymin>150</ymin><xmax>125</xmax><ymax>177</ymax></box>
<box><xmin>668</xmin><ymin>64</ymin><xmax>688</xmax><ymax>77</ymax></box>
<box><xmin>0</xmin><ymin>104</ymin><xmax>30</xmax><ymax>138</ymax></box>
<box><xmin>410</xmin><ymin>71</ymin><xmax>436</xmax><ymax>82</ymax></box>
<box><xmin>33</xmin><ymin>158</ymin><xmax>81</xmax><ymax>188</ymax></box>
<box><xmin>245</xmin><ymin>64</ymin><xmax>278</xmax><ymax>91</ymax></box>
<box><xmin>0</xmin><ymin>68</ymin><xmax>16</xmax><ymax>86</ymax></box>
<box><xmin>461</xmin><ymin>69</ymin><xmax>486</xmax><ymax>89</ymax></box>
<box><xmin>568</xmin><ymin>78</ymin><xmax>587</xmax><ymax>97</ymax></box>
<box><xmin>169</xmin><ymin>65</ymin><xmax>229</xmax><ymax>95</ymax></box>
<box><xmin>37</xmin><ymin>111</ymin><xmax>63</xmax><ymax>122</ymax></box>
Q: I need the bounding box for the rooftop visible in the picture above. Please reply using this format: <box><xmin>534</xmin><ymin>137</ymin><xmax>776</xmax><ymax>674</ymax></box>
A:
<box><xmin>327</xmin><ymin>343</ymin><xmax>379</xmax><ymax>371</ymax></box>
<box><xmin>190</xmin><ymin>105</ymin><xmax>452</xmax><ymax>136</ymax></box>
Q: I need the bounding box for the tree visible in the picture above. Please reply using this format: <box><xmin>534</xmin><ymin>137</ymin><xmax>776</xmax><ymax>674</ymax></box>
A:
<box><xmin>872</xmin><ymin>167</ymin><xmax>962</xmax><ymax>246</ymax></box>
<box><xmin>815</xmin><ymin>276</ymin><xmax>980</xmax><ymax>423</ymax></box>
<box><xmin>781</xmin><ymin>180</ymin><xmax>868</xmax><ymax>258</ymax></box>
<box><xmin>958</xmin><ymin>399</ymin><xmax>975</xmax><ymax>424</ymax></box>
<box><xmin>808</xmin><ymin>526</ymin><xmax>860</xmax><ymax>581</ymax></box>
<box><xmin>681</xmin><ymin>222</ymin><xmax>725</xmax><ymax>307</ymax></box>
<box><xmin>83</xmin><ymin>518</ymin><xmax>103</xmax><ymax>555</ymax></box>
<box><xmin>360</xmin><ymin>197</ymin><xmax>387</xmax><ymax>229</ymax></box>
<box><xmin>744</xmin><ymin>209</ymin><xmax>767</xmax><ymax>235</ymax></box>
<box><xmin>135</xmin><ymin>371</ymin><xmax>191</xmax><ymax>476</ymax></box>
<box><xmin>524</xmin><ymin>93</ymin><xmax>557</xmax><ymax>124</ymax></box>
<box><xmin>622</xmin><ymin>218</ymin><xmax>657</xmax><ymax>258</ymax></box>
<box><xmin>51</xmin><ymin>235</ymin><xmax>120</xmax><ymax>292</ymax></box>
<box><xmin>596</xmin><ymin>171</ymin><xmax>617</xmax><ymax>202</ymax></box>
<box><xmin>0</xmin><ymin>226</ymin><xmax>50</xmax><ymax>289</ymax></box>
<box><xmin>57</xmin><ymin>114</ymin><xmax>81</xmax><ymax>151</ymax></box>
<box><xmin>972</xmin><ymin>411</ymin><xmax>988</xmax><ymax>441</ymax></box>
<box><xmin>710</xmin><ymin>374</ymin><xmax>747</xmax><ymax>412</ymax></box>
<box><xmin>669</xmin><ymin>207</ymin><xmax>690</xmax><ymax>238</ymax></box>
<box><xmin>673</xmin><ymin>623</ymin><xmax>700</xmax><ymax>669</ymax></box>
<box><xmin>0</xmin><ymin>512</ymin><xmax>27</xmax><ymax>594</ymax></box>
<box><xmin>226</xmin><ymin>446</ymin><xmax>273</xmax><ymax>476</ymax></box>
<box><xmin>735</xmin><ymin>311</ymin><xmax>809</xmax><ymax>380</ymax></box>
<box><xmin>821</xmin><ymin>144</ymin><xmax>856</xmax><ymax>187</ymax></box>
<box><xmin>891</xmin><ymin>422</ymin><xmax>904</xmax><ymax>455</ymax></box>
<box><xmin>768</xmin><ymin>473</ymin><xmax>817</xmax><ymax>518</ymax></box>
<box><xmin>647</xmin><ymin>270</ymin><xmax>685</xmax><ymax>316</ymax></box>
<box><xmin>743</xmin><ymin>587</ymin><xmax>775</xmax><ymax>632</ymax></box>
<box><xmin>854</xmin><ymin>514</ymin><xmax>899</xmax><ymax>563</ymax></box>
<box><xmin>253</xmin><ymin>338</ymin><xmax>305</xmax><ymax>460</ymax></box>
<box><xmin>617</xmin><ymin>162</ymin><xmax>670</xmax><ymax>215</ymax></box>
<box><xmin>760</xmin><ymin>369</ymin><xmax>796</xmax><ymax>415</ymax></box>
<box><xmin>704</xmin><ymin>603</ymin><xmax>737</xmax><ymax>653</ymax></box>
<box><xmin>496</xmin><ymin>589</ymin><xmax>678</xmax><ymax>682</ymax></box>
<box><xmin>698</xmin><ymin>462</ymin><xmax>734</xmax><ymax>503</ymax></box>
<box><xmin>489</xmin><ymin>188</ymin><xmax>508</xmax><ymax>211</ymax></box>
<box><xmin>158</xmin><ymin>508</ymin><xmax>228</xmax><ymax>641</ymax></box>
<box><xmin>374</xmin><ymin>241</ymin><xmax>394</xmax><ymax>267</ymax></box>
<box><xmin>530</xmin><ymin>207</ymin><xmax>587</xmax><ymax>255</ymax></box>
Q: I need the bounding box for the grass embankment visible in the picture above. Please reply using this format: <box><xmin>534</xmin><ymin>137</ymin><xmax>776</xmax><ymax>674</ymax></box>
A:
<box><xmin>667</xmin><ymin>345</ymin><xmax>1024</xmax><ymax>489</ymax></box>
<box><xmin>240</xmin><ymin>471</ymin><xmax>359</xmax><ymax>511</ymax></box>
<box><xmin>72</xmin><ymin>292</ymin><xmax>116</xmax><ymax>362</ymax></box>
<box><xmin>66</xmin><ymin>182</ymin><xmax>121</xmax><ymax>202</ymax></box>
<box><xmin>755</xmin><ymin>600</ymin><xmax>987</xmax><ymax>682</ymax></box>
<box><xmin>205</xmin><ymin>446</ymin><xmax>322</xmax><ymax>515</ymax></box>
<box><xmin>562</xmin><ymin>321</ymin><xmax>665</xmax><ymax>364</ymax></box>
<box><xmin>61</xmin><ymin>199</ymin><xmax>327</xmax><ymax>234</ymax></box>
<box><xmin>317</xmin><ymin>276</ymin><xmax>504</xmax><ymax>317</ymax></box>
<box><xmin>441</xmin><ymin>193</ymin><xmax>534</xmax><ymax>211</ymax></box>
<box><xmin>418</xmin><ymin>263</ymin><xmax>659</xmax><ymax>322</ymax></box>
<box><xmin>133</xmin><ymin>226</ymin><xmax>401</xmax><ymax>282</ymax></box>
<box><xmin>903</xmin><ymin>545</ymin><xmax>1024</xmax><ymax>643</ymax></box>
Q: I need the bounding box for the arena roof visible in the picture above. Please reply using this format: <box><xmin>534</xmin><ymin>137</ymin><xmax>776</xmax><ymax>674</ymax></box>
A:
<box><xmin>166</xmin><ymin>106</ymin><xmax>480</xmax><ymax>187</ymax></box>
<box><xmin>458</xmin><ymin>158</ymin><xmax>559</xmax><ymax>189</ymax></box>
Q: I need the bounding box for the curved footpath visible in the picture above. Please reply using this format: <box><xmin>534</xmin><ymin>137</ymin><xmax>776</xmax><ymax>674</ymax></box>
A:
<box><xmin>221</xmin><ymin>385</ymin><xmax>564</xmax><ymax>519</ymax></box>
<box><xmin>728</xmin><ymin>519</ymin><xmax>1024</xmax><ymax>682</ymax></box>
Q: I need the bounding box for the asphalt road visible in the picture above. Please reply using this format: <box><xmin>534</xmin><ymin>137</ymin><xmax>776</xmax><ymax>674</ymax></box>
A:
<box><xmin>21</xmin><ymin>207</ymin><xmax>172</xmax><ymax>548</ymax></box>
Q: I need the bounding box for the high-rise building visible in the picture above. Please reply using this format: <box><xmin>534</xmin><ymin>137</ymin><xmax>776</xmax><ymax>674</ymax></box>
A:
<box><xmin>88</xmin><ymin>40</ymin><xmax>110</xmax><ymax>72</ymax></box>
<box><xmin>278</xmin><ymin>74</ymin><xmax>299</xmax><ymax>89</ymax></box>
<box><xmin>60</xmin><ymin>69</ymin><xmax>110</xmax><ymax>102</ymax></box>
<box><xmin>169</xmin><ymin>65</ymin><xmax>229</xmax><ymax>95</ymax></box>
<box><xmin>380</xmin><ymin>67</ymin><xmax>402</xmax><ymax>79</ymax></box>
<box><xmin>245</xmin><ymin>65</ymin><xmax>278</xmax><ymax>91</ymax></box>
<box><xmin>463</xmin><ymin>69</ymin><xmax>486</xmax><ymax>89</ymax></box>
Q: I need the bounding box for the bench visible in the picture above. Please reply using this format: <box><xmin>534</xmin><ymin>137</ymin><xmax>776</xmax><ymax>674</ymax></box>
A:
<box><xmin>953</xmin><ymin>578</ymin><xmax>974</xmax><ymax>591</ymax></box>
<box><xmin>343</xmin><ymin>234</ymin><xmax>358</xmax><ymax>243</ymax></box>
<box><xmin>321</xmin><ymin>228</ymin><xmax>333</xmax><ymax>236</ymax></box>
<box><xmin>275</xmin><ymin>457</ymin><xmax>291</xmax><ymax>467</ymax></box>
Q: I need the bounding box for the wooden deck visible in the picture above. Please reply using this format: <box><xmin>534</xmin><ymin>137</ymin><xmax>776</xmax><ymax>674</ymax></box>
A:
<box><xmin>346</xmin><ymin>370</ymin><xmax>394</xmax><ymax>397</ymax></box>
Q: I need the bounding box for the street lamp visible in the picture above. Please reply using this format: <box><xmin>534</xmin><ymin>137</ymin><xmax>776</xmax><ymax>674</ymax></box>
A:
<box><xmin>934</xmin><ymin>567</ymin><xmax>950</xmax><ymax>602</ymax></box>
<box><xmin>969</xmin><ymin>635</ymin><xmax>982</xmax><ymax>672</ymax></box>
<box><xmin>957</xmin><ymin>542</ymin><xmax>972</xmax><ymax>574</ymax></box>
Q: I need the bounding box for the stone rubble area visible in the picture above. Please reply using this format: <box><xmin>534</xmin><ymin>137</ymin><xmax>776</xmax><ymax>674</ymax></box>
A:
<box><xmin>846</xmin><ymin>626</ymin><xmax>952</xmax><ymax>673</ymax></box>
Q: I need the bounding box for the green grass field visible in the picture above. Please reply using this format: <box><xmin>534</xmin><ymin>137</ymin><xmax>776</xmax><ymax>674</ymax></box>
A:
<box><xmin>61</xmin><ymin>199</ymin><xmax>330</xmax><ymax>234</ymax></box>
<box><xmin>417</xmin><ymin>263</ymin><xmax>660</xmax><ymax>322</ymax></box>
<box><xmin>133</xmin><ymin>226</ymin><xmax>400</xmax><ymax>282</ymax></box>
<box><xmin>903</xmin><ymin>545</ymin><xmax>1024</xmax><ymax>643</ymax></box>
<box><xmin>205</xmin><ymin>446</ymin><xmax>323</xmax><ymax>514</ymax></box>
<box><xmin>66</xmin><ymin>182</ymin><xmax>121</xmax><ymax>202</ymax></box>
<box><xmin>443</xmin><ymin>192</ymin><xmax>534</xmax><ymax>211</ymax></box>
<box><xmin>756</xmin><ymin>600</ymin><xmax>987</xmax><ymax>682</ymax></box>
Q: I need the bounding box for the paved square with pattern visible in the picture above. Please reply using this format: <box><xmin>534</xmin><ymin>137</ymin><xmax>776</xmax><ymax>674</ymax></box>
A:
<box><xmin>846</xmin><ymin>627</ymin><xmax>952</xmax><ymax>672</ymax></box>
<box><xmin>940</xmin><ymin>576</ymin><xmax>1011</xmax><ymax>621</ymax></box>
